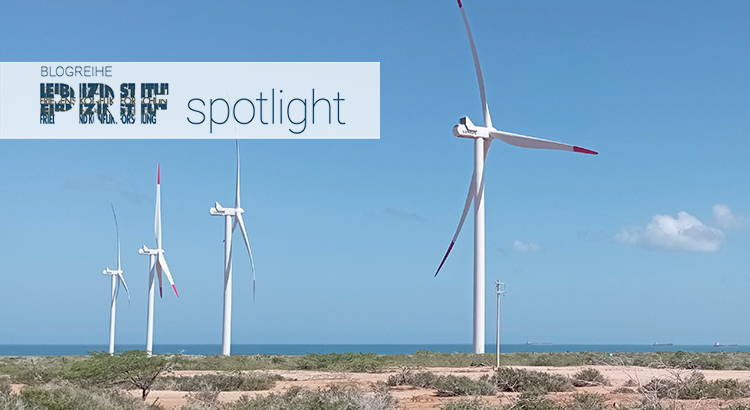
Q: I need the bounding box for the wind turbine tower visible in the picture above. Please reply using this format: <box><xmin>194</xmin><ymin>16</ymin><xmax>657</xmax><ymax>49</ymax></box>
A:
<box><xmin>103</xmin><ymin>204</ymin><xmax>130</xmax><ymax>355</ymax></box>
<box><xmin>210</xmin><ymin>141</ymin><xmax>256</xmax><ymax>356</ymax></box>
<box><xmin>434</xmin><ymin>1</ymin><xmax>597</xmax><ymax>354</ymax></box>
<box><xmin>139</xmin><ymin>164</ymin><xmax>179</xmax><ymax>356</ymax></box>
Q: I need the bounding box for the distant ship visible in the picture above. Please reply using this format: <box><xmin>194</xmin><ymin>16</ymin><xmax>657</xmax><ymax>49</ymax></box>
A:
<box><xmin>714</xmin><ymin>343</ymin><xmax>738</xmax><ymax>347</ymax></box>
<box><xmin>526</xmin><ymin>341</ymin><xmax>553</xmax><ymax>345</ymax></box>
<box><xmin>653</xmin><ymin>343</ymin><xmax>673</xmax><ymax>346</ymax></box>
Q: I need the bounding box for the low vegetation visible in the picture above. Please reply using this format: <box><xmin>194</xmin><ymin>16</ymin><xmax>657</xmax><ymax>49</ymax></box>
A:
<box><xmin>6</xmin><ymin>350</ymin><xmax>750</xmax><ymax>375</ymax></box>
<box><xmin>153</xmin><ymin>371</ymin><xmax>283</xmax><ymax>391</ymax></box>
<box><xmin>7</xmin><ymin>351</ymin><xmax>750</xmax><ymax>410</ymax></box>
<box><xmin>387</xmin><ymin>368</ymin><xmax>495</xmax><ymax>396</ymax></box>
<box><xmin>565</xmin><ymin>392</ymin><xmax>607</xmax><ymax>410</ymax></box>
<box><xmin>494</xmin><ymin>367</ymin><xmax>574</xmax><ymax>393</ymax></box>
<box><xmin>641</xmin><ymin>371</ymin><xmax>750</xmax><ymax>400</ymax></box>
<box><xmin>571</xmin><ymin>368</ymin><xmax>608</xmax><ymax>387</ymax></box>
<box><xmin>220</xmin><ymin>385</ymin><xmax>397</xmax><ymax>410</ymax></box>
<box><xmin>65</xmin><ymin>350</ymin><xmax>172</xmax><ymax>400</ymax></box>
<box><xmin>0</xmin><ymin>376</ymin><xmax>11</xmax><ymax>396</ymax></box>
<box><xmin>442</xmin><ymin>399</ymin><xmax>502</xmax><ymax>410</ymax></box>
<box><xmin>18</xmin><ymin>382</ymin><xmax>151</xmax><ymax>410</ymax></box>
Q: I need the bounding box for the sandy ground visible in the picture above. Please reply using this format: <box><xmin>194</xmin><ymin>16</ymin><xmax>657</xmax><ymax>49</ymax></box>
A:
<box><xmin>120</xmin><ymin>365</ymin><xmax>750</xmax><ymax>410</ymax></box>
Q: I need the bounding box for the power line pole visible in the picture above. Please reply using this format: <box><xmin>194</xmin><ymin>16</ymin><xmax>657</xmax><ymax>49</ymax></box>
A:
<box><xmin>495</xmin><ymin>280</ymin><xmax>506</xmax><ymax>368</ymax></box>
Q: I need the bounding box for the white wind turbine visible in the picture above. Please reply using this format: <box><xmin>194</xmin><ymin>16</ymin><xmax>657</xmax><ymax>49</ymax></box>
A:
<box><xmin>434</xmin><ymin>0</ymin><xmax>598</xmax><ymax>354</ymax></box>
<box><xmin>103</xmin><ymin>204</ymin><xmax>130</xmax><ymax>355</ymax></box>
<box><xmin>139</xmin><ymin>163</ymin><xmax>179</xmax><ymax>356</ymax></box>
<box><xmin>210</xmin><ymin>141</ymin><xmax>256</xmax><ymax>356</ymax></box>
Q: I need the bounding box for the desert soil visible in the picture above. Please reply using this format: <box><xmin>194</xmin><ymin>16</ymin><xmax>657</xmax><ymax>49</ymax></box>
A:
<box><xmin>111</xmin><ymin>365</ymin><xmax>750</xmax><ymax>410</ymax></box>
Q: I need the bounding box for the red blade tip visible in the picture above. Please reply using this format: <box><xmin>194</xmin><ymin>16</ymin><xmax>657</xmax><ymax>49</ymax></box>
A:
<box><xmin>172</xmin><ymin>284</ymin><xmax>179</xmax><ymax>297</ymax></box>
<box><xmin>159</xmin><ymin>287</ymin><xmax>163</xmax><ymax>298</ymax></box>
<box><xmin>435</xmin><ymin>241</ymin><xmax>456</xmax><ymax>277</ymax></box>
<box><xmin>573</xmin><ymin>146</ymin><xmax>598</xmax><ymax>155</ymax></box>
<box><xmin>157</xmin><ymin>163</ymin><xmax>161</xmax><ymax>184</ymax></box>
<box><xmin>457</xmin><ymin>0</ymin><xmax>463</xmax><ymax>7</ymax></box>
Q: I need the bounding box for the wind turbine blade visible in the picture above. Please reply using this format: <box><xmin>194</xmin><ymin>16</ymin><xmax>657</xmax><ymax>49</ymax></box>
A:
<box><xmin>118</xmin><ymin>272</ymin><xmax>130</xmax><ymax>304</ymax></box>
<box><xmin>155</xmin><ymin>163</ymin><xmax>162</xmax><ymax>248</ymax></box>
<box><xmin>236</xmin><ymin>214</ymin><xmax>256</xmax><ymax>301</ymax></box>
<box><xmin>158</xmin><ymin>253</ymin><xmax>179</xmax><ymax>297</ymax></box>
<box><xmin>458</xmin><ymin>0</ymin><xmax>492</xmax><ymax>128</ymax></box>
<box><xmin>114</xmin><ymin>275</ymin><xmax>120</xmax><ymax>300</ymax></box>
<box><xmin>435</xmin><ymin>170</ymin><xmax>475</xmax><ymax>276</ymax></box>
<box><xmin>111</xmin><ymin>204</ymin><xmax>120</xmax><ymax>270</ymax></box>
<box><xmin>232</xmin><ymin>140</ymin><xmax>242</xmax><ymax>234</ymax></box>
<box><xmin>226</xmin><ymin>91</ymin><xmax>241</xmax><ymax>211</ymax></box>
<box><xmin>156</xmin><ymin>262</ymin><xmax>163</xmax><ymax>298</ymax></box>
<box><xmin>435</xmin><ymin>138</ymin><xmax>492</xmax><ymax>277</ymax></box>
<box><xmin>489</xmin><ymin>130</ymin><xmax>598</xmax><ymax>155</ymax></box>
<box><xmin>235</xmin><ymin>139</ymin><xmax>241</xmax><ymax>209</ymax></box>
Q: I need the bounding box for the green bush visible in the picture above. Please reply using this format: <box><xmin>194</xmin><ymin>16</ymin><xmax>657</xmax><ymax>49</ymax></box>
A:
<box><xmin>641</xmin><ymin>371</ymin><xmax>750</xmax><ymax>400</ymax></box>
<box><xmin>434</xmin><ymin>375</ymin><xmax>495</xmax><ymax>397</ymax></box>
<box><xmin>566</xmin><ymin>393</ymin><xmax>606</xmax><ymax>410</ymax></box>
<box><xmin>293</xmin><ymin>353</ymin><xmax>384</xmax><ymax>372</ymax></box>
<box><xmin>0</xmin><ymin>394</ymin><xmax>29</xmax><ymax>410</ymax></box>
<box><xmin>180</xmin><ymin>390</ymin><xmax>221</xmax><ymax>410</ymax></box>
<box><xmin>721</xmin><ymin>406</ymin><xmax>750</xmax><ymax>410</ymax></box>
<box><xmin>494</xmin><ymin>368</ymin><xmax>573</xmax><ymax>393</ymax></box>
<box><xmin>221</xmin><ymin>384</ymin><xmax>397</xmax><ymax>410</ymax></box>
<box><xmin>386</xmin><ymin>370</ymin><xmax>494</xmax><ymax>396</ymax></box>
<box><xmin>571</xmin><ymin>368</ymin><xmax>608</xmax><ymax>387</ymax></box>
<box><xmin>386</xmin><ymin>368</ymin><xmax>437</xmax><ymax>388</ymax></box>
<box><xmin>441</xmin><ymin>399</ymin><xmax>501</xmax><ymax>410</ymax></box>
<box><xmin>154</xmin><ymin>372</ymin><xmax>282</xmax><ymax>391</ymax></box>
<box><xmin>0</xmin><ymin>356</ymin><xmax>69</xmax><ymax>385</ymax></box>
<box><xmin>171</xmin><ymin>354</ymin><xmax>287</xmax><ymax>372</ymax></box>
<box><xmin>611</xmin><ymin>387</ymin><xmax>635</xmax><ymax>394</ymax></box>
<box><xmin>19</xmin><ymin>383</ymin><xmax>146</xmax><ymax>410</ymax></box>
<box><xmin>509</xmin><ymin>392</ymin><xmax>561</xmax><ymax>410</ymax></box>
<box><xmin>0</xmin><ymin>376</ymin><xmax>11</xmax><ymax>396</ymax></box>
<box><xmin>64</xmin><ymin>350</ymin><xmax>172</xmax><ymax>400</ymax></box>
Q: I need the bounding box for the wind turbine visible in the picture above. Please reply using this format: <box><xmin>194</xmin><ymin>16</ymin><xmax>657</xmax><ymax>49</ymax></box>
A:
<box><xmin>139</xmin><ymin>163</ymin><xmax>178</xmax><ymax>356</ymax></box>
<box><xmin>210</xmin><ymin>140</ymin><xmax>256</xmax><ymax>356</ymax></box>
<box><xmin>103</xmin><ymin>204</ymin><xmax>130</xmax><ymax>355</ymax></box>
<box><xmin>434</xmin><ymin>1</ymin><xmax>598</xmax><ymax>354</ymax></box>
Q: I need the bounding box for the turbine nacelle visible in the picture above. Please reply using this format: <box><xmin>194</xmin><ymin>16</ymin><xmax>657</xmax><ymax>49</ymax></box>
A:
<box><xmin>453</xmin><ymin>116</ymin><xmax>491</xmax><ymax>139</ymax></box>
<box><xmin>138</xmin><ymin>245</ymin><xmax>161</xmax><ymax>256</ymax></box>
<box><xmin>103</xmin><ymin>268</ymin><xmax>123</xmax><ymax>276</ymax></box>
<box><xmin>209</xmin><ymin>202</ymin><xmax>244</xmax><ymax>217</ymax></box>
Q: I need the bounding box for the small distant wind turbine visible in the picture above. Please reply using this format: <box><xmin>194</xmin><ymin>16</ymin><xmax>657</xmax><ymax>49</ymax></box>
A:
<box><xmin>139</xmin><ymin>163</ymin><xmax>178</xmax><ymax>356</ymax></box>
<box><xmin>103</xmin><ymin>204</ymin><xmax>130</xmax><ymax>355</ymax></box>
<box><xmin>210</xmin><ymin>140</ymin><xmax>256</xmax><ymax>356</ymax></box>
<box><xmin>434</xmin><ymin>1</ymin><xmax>597</xmax><ymax>354</ymax></box>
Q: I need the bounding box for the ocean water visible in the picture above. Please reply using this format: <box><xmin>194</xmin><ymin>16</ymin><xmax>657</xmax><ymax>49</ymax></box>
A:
<box><xmin>1</xmin><ymin>344</ymin><xmax>748</xmax><ymax>356</ymax></box>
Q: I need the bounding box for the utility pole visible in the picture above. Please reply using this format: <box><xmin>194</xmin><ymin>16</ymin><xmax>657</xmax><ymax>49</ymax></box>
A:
<box><xmin>495</xmin><ymin>280</ymin><xmax>506</xmax><ymax>367</ymax></box>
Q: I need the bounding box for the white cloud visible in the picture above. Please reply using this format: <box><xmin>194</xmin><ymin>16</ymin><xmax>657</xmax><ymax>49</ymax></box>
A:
<box><xmin>512</xmin><ymin>240</ymin><xmax>541</xmax><ymax>253</ymax></box>
<box><xmin>713</xmin><ymin>204</ymin><xmax>748</xmax><ymax>230</ymax></box>
<box><xmin>616</xmin><ymin>208</ymin><xmax>729</xmax><ymax>252</ymax></box>
<box><xmin>645</xmin><ymin>212</ymin><xmax>723</xmax><ymax>252</ymax></box>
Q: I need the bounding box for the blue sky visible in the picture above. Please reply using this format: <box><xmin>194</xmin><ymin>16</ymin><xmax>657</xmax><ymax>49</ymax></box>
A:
<box><xmin>1</xmin><ymin>0</ymin><xmax>749</xmax><ymax>346</ymax></box>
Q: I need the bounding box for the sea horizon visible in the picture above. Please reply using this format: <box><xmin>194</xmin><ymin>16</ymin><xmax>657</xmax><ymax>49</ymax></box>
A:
<box><xmin>1</xmin><ymin>343</ymin><xmax>748</xmax><ymax>356</ymax></box>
